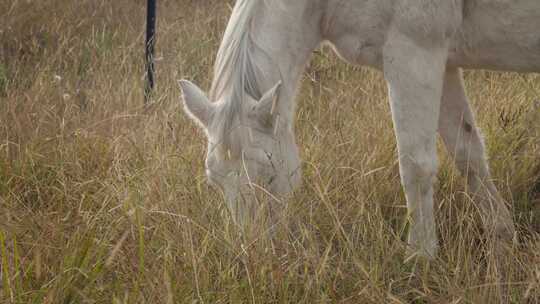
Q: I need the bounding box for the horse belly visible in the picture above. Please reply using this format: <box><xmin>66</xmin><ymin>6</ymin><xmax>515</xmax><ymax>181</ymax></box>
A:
<box><xmin>450</xmin><ymin>0</ymin><xmax>540</xmax><ymax>72</ymax></box>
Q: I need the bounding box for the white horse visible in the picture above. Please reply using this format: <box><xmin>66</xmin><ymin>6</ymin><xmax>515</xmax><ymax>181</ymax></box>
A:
<box><xmin>179</xmin><ymin>0</ymin><xmax>540</xmax><ymax>257</ymax></box>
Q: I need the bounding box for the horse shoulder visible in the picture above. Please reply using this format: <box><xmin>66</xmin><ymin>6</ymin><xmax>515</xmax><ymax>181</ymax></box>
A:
<box><xmin>391</xmin><ymin>0</ymin><xmax>463</xmax><ymax>44</ymax></box>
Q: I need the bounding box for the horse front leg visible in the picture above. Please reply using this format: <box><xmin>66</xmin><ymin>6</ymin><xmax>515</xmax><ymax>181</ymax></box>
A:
<box><xmin>383</xmin><ymin>31</ymin><xmax>449</xmax><ymax>258</ymax></box>
<box><xmin>439</xmin><ymin>68</ymin><xmax>516</xmax><ymax>240</ymax></box>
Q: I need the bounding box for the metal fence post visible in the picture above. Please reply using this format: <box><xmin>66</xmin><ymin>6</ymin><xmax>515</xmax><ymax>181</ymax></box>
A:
<box><xmin>144</xmin><ymin>0</ymin><xmax>156</xmax><ymax>104</ymax></box>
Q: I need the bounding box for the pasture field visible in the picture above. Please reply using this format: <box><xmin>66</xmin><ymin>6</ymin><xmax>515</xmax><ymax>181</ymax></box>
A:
<box><xmin>1</xmin><ymin>0</ymin><xmax>539</xmax><ymax>303</ymax></box>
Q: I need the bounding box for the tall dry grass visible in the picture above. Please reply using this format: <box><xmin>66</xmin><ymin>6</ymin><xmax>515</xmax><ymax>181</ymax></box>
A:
<box><xmin>1</xmin><ymin>0</ymin><xmax>539</xmax><ymax>303</ymax></box>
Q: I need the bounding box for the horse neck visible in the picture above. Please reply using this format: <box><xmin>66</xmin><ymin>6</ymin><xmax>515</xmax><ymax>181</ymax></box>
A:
<box><xmin>250</xmin><ymin>1</ymin><xmax>323</xmax><ymax>128</ymax></box>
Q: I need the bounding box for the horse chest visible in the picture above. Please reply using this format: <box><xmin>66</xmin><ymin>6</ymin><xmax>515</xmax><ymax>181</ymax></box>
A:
<box><xmin>328</xmin><ymin>33</ymin><xmax>385</xmax><ymax>69</ymax></box>
<box><xmin>324</xmin><ymin>2</ymin><xmax>390</xmax><ymax>69</ymax></box>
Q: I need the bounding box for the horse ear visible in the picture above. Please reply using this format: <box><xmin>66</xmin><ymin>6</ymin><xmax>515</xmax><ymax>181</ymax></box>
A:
<box><xmin>178</xmin><ymin>80</ymin><xmax>214</xmax><ymax>129</ymax></box>
<box><xmin>251</xmin><ymin>81</ymin><xmax>282</xmax><ymax>128</ymax></box>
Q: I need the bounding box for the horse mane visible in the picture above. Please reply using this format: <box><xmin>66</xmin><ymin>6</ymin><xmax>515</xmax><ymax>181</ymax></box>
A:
<box><xmin>209</xmin><ymin>0</ymin><xmax>266</xmax><ymax>145</ymax></box>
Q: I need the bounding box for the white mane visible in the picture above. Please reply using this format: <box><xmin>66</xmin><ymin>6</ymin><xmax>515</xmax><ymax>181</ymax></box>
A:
<box><xmin>210</xmin><ymin>0</ymin><xmax>266</xmax><ymax>141</ymax></box>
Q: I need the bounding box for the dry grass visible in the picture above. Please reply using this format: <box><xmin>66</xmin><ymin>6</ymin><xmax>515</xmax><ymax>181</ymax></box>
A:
<box><xmin>1</xmin><ymin>0</ymin><xmax>539</xmax><ymax>303</ymax></box>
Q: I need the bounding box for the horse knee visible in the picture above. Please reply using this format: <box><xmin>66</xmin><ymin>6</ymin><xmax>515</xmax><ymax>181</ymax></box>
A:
<box><xmin>454</xmin><ymin>142</ymin><xmax>490</xmax><ymax>179</ymax></box>
<box><xmin>399</xmin><ymin>152</ymin><xmax>438</xmax><ymax>196</ymax></box>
